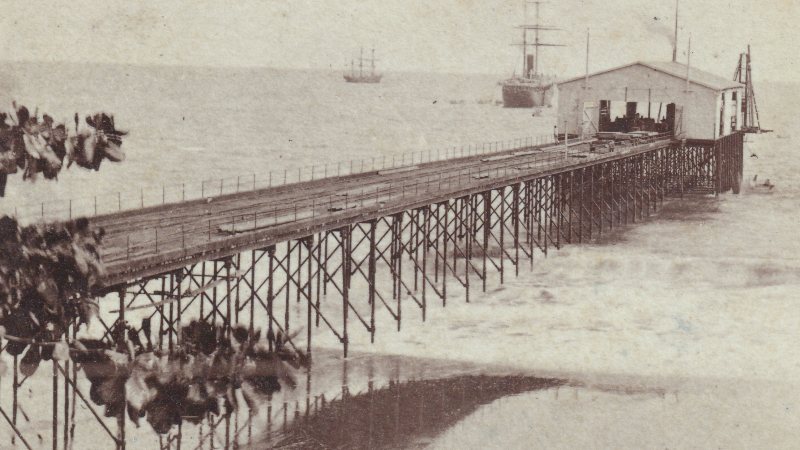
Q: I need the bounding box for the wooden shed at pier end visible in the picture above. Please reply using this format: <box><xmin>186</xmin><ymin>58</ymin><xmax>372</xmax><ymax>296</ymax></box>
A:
<box><xmin>556</xmin><ymin>61</ymin><xmax>744</xmax><ymax>141</ymax></box>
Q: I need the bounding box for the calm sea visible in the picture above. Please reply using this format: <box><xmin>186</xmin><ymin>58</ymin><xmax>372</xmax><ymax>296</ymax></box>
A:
<box><xmin>1</xmin><ymin>62</ymin><xmax>798</xmax><ymax>448</ymax></box>
<box><xmin>0</xmin><ymin>61</ymin><xmax>544</xmax><ymax>216</ymax></box>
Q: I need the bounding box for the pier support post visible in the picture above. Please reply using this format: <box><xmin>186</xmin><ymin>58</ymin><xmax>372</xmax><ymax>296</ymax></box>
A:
<box><xmin>285</xmin><ymin>242</ymin><xmax>292</xmax><ymax>335</ymax></box>
<box><xmin>225</xmin><ymin>258</ymin><xmax>233</xmax><ymax>340</ymax></box>
<box><xmin>464</xmin><ymin>197</ymin><xmax>472</xmax><ymax>302</ymax></box>
<box><xmin>267</xmin><ymin>245</ymin><xmax>275</xmax><ymax>352</ymax></box>
<box><xmin>175</xmin><ymin>270</ymin><xmax>183</xmax><ymax>347</ymax></box>
<box><xmin>498</xmin><ymin>189</ymin><xmax>505</xmax><ymax>284</ymax></box>
<box><xmin>578</xmin><ymin>169</ymin><xmax>584</xmax><ymax>244</ymax></box>
<box><xmin>441</xmin><ymin>203</ymin><xmax>448</xmax><ymax>305</ymax></box>
<box><xmin>421</xmin><ymin>209</ymin><xmax>428</xmax><ymax>319</ymax></box>
<box><xmin>482</xmin><ymin>191</ymin><xmax>490</xmax><ymax>292</ymax></box>
<box><xmin>512</xmin><ymin>184</ymin><xmax>521</xmax><ymax>277</ymax></box>
<box><xmin>393</xmin><ymin>214</ymin><xmax>403</xmax><ymax>331</ymax></box>
<box><xmin>52</xmin><ymin>358</ymin><xmax>58</xmax><ymax>450</ymax></box>
<box><xmin>368</xmin><ymin>220</ymin><xmax>377</xmax><ymax>343</ymax></box>
<box><xmin>305</xmin><ymin>237</ymin><xmax>314</xmax><ymax>356</ymax></box>
<box><xmin>341</xmin><ymin>227</ymin><xmax>351</xmax><ymax>357</ymax></box>
<box><xmin>314</xmin><ymin>234</ymin><xmax>323</xmax><ymax>329</ymax></box>
<box><xmin>116</xmin><ymin>289</ymin><xmax>126</xmax><ymax>450</ymax></box>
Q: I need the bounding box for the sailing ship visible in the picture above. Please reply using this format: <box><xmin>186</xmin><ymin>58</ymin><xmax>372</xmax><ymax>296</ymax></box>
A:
<box><xmin>344</xmin><ymin>48</ymin><xmax>382</xmax><ymax>84</ymax></box>
<box><xmin>501</xmin><ymin>1</ymin><xmax>562</xmax><ymax>108</ymax></box>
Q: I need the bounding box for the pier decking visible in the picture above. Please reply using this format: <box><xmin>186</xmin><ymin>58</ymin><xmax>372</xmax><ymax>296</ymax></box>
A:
<box><xmin>96</xmin><ymin>134</ymin><xmax>676</xmax><ymax>287</ymax></box>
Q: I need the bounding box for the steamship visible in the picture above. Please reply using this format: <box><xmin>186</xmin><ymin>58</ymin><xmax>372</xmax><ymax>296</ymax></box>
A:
<box><xmin>344</xmin><ymin>48</ymin><xmax>382</xmax><ymax>84</ymax></box>
<box><xmin>501</xmin><ymin>1</ymin><xmax>562</xmax><ymax>108</ymax></box>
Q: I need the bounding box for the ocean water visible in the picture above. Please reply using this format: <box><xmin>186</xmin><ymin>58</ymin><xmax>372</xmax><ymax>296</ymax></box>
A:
<box><xmin>0</xmin><ymin>62</ymin><xmax>547</xmax><ymax>219</ymax></box>
<box><xmin>0</xmin><ymin>63</ymin><xmax>798</xmax><ymax>448</ymax></box>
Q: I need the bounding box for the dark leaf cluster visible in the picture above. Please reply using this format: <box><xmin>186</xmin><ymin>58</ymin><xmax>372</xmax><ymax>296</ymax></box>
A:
<box><xmin>0</xmin><ymin>215</ymin><xmax>104</xmax><ymax>369</ymax></box>
<box><xmin>0</xmin><ymin>104</ymin><xmax>127</xmax><ymax>197</ymax></box>
<box><xmin>71</xmin><ymin>321</ymin><xmax>307</xmax><ymax>435</ymax></box>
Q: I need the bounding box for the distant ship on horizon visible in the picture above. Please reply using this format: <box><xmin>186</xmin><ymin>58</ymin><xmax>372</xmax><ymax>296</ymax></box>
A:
<box><xmin>344</xmin><ymin>47</ymin><xmax>382</xmax><ymax>84</ymax></box>
<box><xmin>501</xmin><ymin>1</ymin><xmax>562</xmax><ymax>108</ymax></box>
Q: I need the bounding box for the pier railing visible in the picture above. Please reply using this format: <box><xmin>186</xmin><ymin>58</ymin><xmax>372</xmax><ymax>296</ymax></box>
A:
<box><xmin>99</xmin><ymin>132</ymin><xmax>676</xmax><ymax>270</ymax></box>
<box><xmin>11</xmin><ymin>135</ymin><xmax>560</xmax><ymax>224</ymax></box>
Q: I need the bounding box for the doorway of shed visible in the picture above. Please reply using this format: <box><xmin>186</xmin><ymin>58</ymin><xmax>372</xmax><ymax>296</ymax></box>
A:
<box><xmin>595</xmin><ymin>100</ymin><xmax>675</xmax><ymax>133</ymax></box>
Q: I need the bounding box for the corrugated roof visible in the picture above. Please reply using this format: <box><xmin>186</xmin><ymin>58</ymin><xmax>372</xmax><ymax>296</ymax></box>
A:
<box><xmin>558</xmin><ymin>61</ymin><xmax>743</xmax><ymax>91</ymax></box>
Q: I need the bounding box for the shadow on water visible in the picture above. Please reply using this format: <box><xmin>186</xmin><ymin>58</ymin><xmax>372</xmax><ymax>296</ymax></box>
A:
<box><xmin>254</xmin><ymin>374</ymin><xmax>563</xmax><ymax>449</ymax></box>
<box><xmin>567</xmin><ymin>195</ymin><xmax>723</xmax><ymax>249</ymax></box>
<box><xmin>429</xmin><ymin>194</ymin><xmax>723</xmax><ymax>260</ymax></box>
<box><xmin>652</xmin><ymin>195</ymin><xmax>721</xmax><ymax>222</ymax></box>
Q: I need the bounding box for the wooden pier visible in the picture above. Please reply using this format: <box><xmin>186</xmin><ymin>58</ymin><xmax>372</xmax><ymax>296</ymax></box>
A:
<box><xmin>0</xmin><ymin>131</ymin><xmax>744</xmax><ymax>449</ymax></box>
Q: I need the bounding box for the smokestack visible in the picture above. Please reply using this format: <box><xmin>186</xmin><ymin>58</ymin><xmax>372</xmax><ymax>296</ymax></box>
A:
<box><xmin>685</xmin><ymin>34</ymin><xmax>692</xmax><ymax>91</ymax></box>
<box><xmin>672</xmin><ymin>0</ymin><xmax>679</xmax><ymax>62</ymax></box>
<box><xmin>585</xmin><ymin>28</ymin><xmax>590</xmax><ymax>88</ymax></box>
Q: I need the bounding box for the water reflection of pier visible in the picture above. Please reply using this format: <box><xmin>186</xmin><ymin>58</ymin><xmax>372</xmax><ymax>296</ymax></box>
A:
<box><xmin>174</xmin><ymin>354</ymin><xmax>562</xmax><ymax>449</ymax></box>
<box><xmin>264</xmin><ymin>375</ymin><xmax>563</xmax><ymax>449</ymax></box>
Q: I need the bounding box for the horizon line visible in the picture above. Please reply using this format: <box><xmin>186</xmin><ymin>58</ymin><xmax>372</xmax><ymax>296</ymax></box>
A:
<box><xmin>0</xmin><ymin>57</ymin><xmax>794</xmax><ymax>85</ymax></box>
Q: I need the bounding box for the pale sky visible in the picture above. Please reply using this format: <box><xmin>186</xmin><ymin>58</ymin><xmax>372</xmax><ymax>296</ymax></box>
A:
<box><xmin>1</xmin><ymin>0</ymin><xmax>797</xmax><ymax>82</ymax></box>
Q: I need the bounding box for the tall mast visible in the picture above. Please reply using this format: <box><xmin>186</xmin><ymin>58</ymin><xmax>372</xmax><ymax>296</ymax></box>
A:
<box><xmin>672</xmin><ymin>0</ymin><xmax>679</xmax><ymax>62</ymax></box>
<box><xmin>533</xmin><ymin>1</ymin><xmax>540</xmax><ymax>75</ymax></box>
<box><xmin>522</xmin><ymin>2</ymin><xmax>528</xmax><ymax>77</ymax></box>
<box><xmin>512</xmin><ymin>1</ymin><xmax>561</xmax><ymax>78</ymax></box>
<box><xmin>359</xmin><ymin>47</ymin><xmax>364</xmax><ymax>77</ymax></box>
<box><xmin>584</xmin><ymin>28</ymin><xmax>590</xmax><ymax>89</ymax></box>
<box><xmin>371</xmin><ymin>48</ymin><xmax>376</xmax><ymax>75</ymax></box>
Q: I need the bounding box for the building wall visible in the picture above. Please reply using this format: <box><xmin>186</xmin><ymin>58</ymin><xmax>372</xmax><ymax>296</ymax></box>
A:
<box><xmin>557</xmin><ymin>64</ymin><xmax>737</xmax><ymax>140</ymax></box>
<box><xmin>735</xmin><ymin>88</ymin><xmax>743</xmax><ymax>132</ymax></box>
<box><xmin>735</xmin><ymin>89</ymin><xmax>743</xmax><ymax>132</ymax></box>
<box><xmin>716</xmin><ymin>88</ymin><xmax>745</xmax><ymax>138</ymax></box>
<box><xmin>713</xmin><ymin>88</ymin><xmax>745</xmax><ymax>139</ymax></box>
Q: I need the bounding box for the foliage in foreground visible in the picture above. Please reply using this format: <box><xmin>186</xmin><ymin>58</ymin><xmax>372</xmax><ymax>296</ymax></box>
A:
<box><xmin>0</xmin><ymin>215</ymin><xmax>305</xmax><ymax>435</ymax></box>
<box><xmin>0</xmin><ymin>107</ymin><xmax>128</xmax><ymax>197</ymax></box>
<box><xmin>0</xmin><ymin>215</ymin><xmax>104</xmax><ymax>360</ymax></box>
<box><xmin>73</xmin><ymin>321</ymin><xmax>307</xmax><ymax>434</ymax></box>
